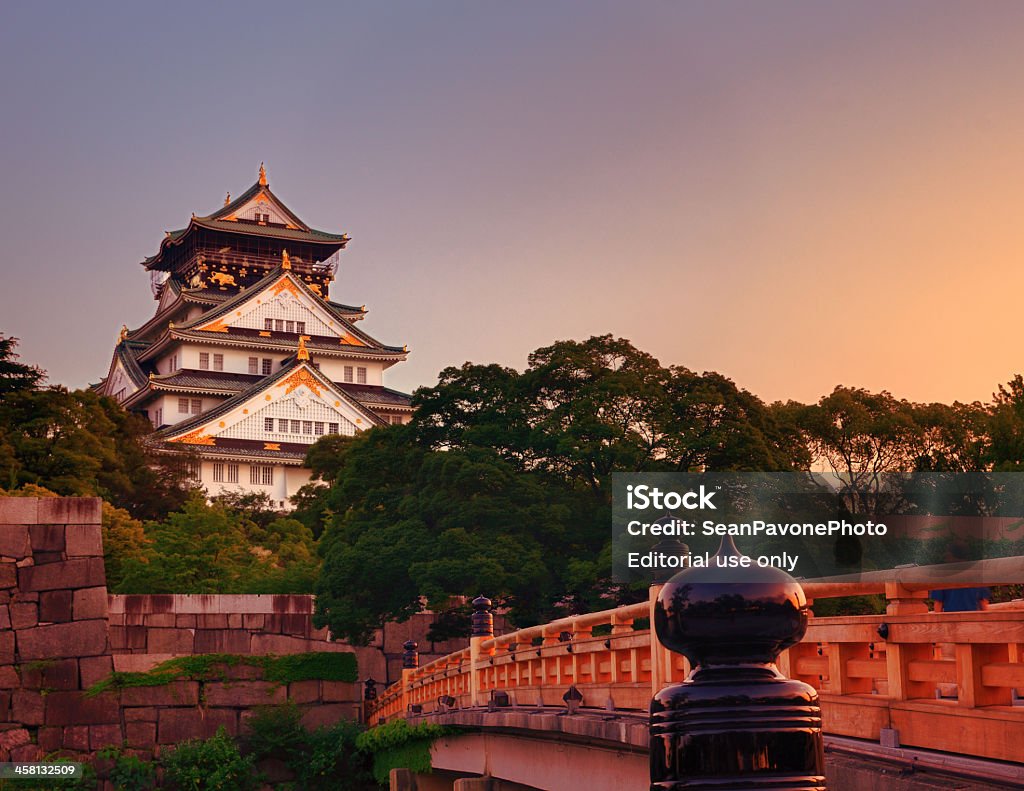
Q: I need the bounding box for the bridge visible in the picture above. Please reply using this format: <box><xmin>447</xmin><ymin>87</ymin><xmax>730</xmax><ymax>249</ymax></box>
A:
<box><xmin>366</xmin><ymin>562</ymin><xmax>1024</xmax><ymax>791</ymax></box>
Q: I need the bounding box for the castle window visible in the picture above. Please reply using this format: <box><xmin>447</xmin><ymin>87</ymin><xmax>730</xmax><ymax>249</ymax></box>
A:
<box><xmin>213</xmin><ymin>463</ymin><xmax>224</xmax><ymax>482</ymax></box>
<box><xmin>264</xmin><ymin>418</ymin><xmax>274</xmax><ymax>432</ymax></box>
<box><xmin>278</xmin><ymin>418</ymin><xmax>288</xmax><ymax>433</ymax></box>
<box><xmin>178</xmin><ymin>398</ymin><xmax>189</xmax><ymax>414</ymax></box>
<box><xmin>303</xmin><ymin>421</ymin><xmax>313</xmax><ymax>435</ymax></box>
<box><xmin>275</xmin><ymin>320</ymin><xmax>284</xmax><ymax>332</ymax></box>
<box><xmin>250</xmin><ymin>465</ymin><xmax>273</xmax><ymax>485</ymax></box>
<box><xmin>314</xmin><ymin>421</ymin><xmax>324</xmax><ymax>435</ymax></box>
<box><xmin>328</xmin><ymin>422</ymin><xmax>339</xmax><ymax>434</ymax></box>
<box><xmin>213</xmin><ymin>354</ymin><xmax>224</xmax><ymax>371</ymax></box>
<box><xmin>248</xmin><ymin>357</ymin><xmax>259</xmax><ymax>374</ymax></box>
<box><xmin>199</xmin><ymin>353</ymin><xmax>210</xmax><ymax>370</ymax></box>
<box><xmin>153</xmin><ymin>408</ymin><xmax>162</xmax><ymax>427</ymax></box>
<box><xmin>190</xmin><ymin>399</ymin><xmax>202</xmax><ymax>414</ymax></box>
<box><xmin>357</xmin><ymin>367</ymin><xmax>367</xmax><ymax>384</ymax></box>
<box><xmin>226</xmin><ymin>464</ymin><xmax>239</xmax><ymax>483</ymax></box>
<box><xmin>262</xmin><ymin>359</ymin><xmax>272</xmax><ymax>375</ymax></box>
<box><xmin>297</xmin><ymin>321</ymin><xmax>306</xmax><ymax>334</ymax></box>
<box><xmin>390</xmin><ymin>415</ymin><xmax>403</xmax><ymax>425</ymax></box>
<box><xmin>186</xmin><ymin>461</ymin><xmax>201</xmax><ymax>483</ymax></box>
<box><xmin>286</xmin><ymin>321</ymin><xmax>295</xmax><ymax>333</ymax></box>
<box><xmin>290</xmin><ymin>420</ymin><xmax>301</xmax><ymax>433</ymax></box>
<box><xmin>264</xmin><ymin>318</ymin><xmax>273</xmax><ymax>331</ymax></box>
<box><xmin>344</xmin><ymin>366</ymin><xmax>353</xmax><ymax>383</ymax></box>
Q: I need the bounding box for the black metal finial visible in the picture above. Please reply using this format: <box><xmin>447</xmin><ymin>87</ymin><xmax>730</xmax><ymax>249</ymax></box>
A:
<box><xmin>363</xmin><ymin>678</ymin><xmax>378</xmax><ymax>701</ymax></box>
<box><xmin>471</xmin><ymin>595</ymin><xmax>494</xmax><ymax>638</ymax></box>
<box><xmin>650</xmin><ymin>536</ymin><xmax>827</xmax><ymax>789</ymax></box>
<box><xmin>402</xmin><ymin>640</ymin><xmax>419</xmax><ymax>669</ymax></box>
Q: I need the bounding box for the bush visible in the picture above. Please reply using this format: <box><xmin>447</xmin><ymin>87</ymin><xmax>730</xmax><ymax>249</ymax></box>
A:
<box><xmin>242</xmin><ymin>705</ymin><xmax>373</xmax><ymax>790</ymax></box>
<box><xmin>355</xmin><ymin>719</ymin><xmax>455</xmax><ymax>786</ymax></box>
<box><xmin>98</xmin><ymin>747</ymin><xmax>156</xmax><ymax>791</ymax></box>
<box><xmin>161</xmin><ymin>727</ymin><xmax>259</xmax><ymax>791</ymax></box>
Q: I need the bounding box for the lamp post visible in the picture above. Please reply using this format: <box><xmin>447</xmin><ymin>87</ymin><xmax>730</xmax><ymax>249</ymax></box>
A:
<box><xmin>650</xmin><ymin>536</ymin><xmax>827</xmax><ymax>790</ymax></box>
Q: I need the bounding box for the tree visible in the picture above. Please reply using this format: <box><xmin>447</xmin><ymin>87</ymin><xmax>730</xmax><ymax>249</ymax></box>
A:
<box><xmin>0</xmin><ymin>335</ymin><xmax>44</xmax><ymax>393</ymax></box>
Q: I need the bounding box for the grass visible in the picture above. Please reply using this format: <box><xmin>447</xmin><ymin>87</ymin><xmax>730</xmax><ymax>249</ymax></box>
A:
<box><xmin>85</xmin><ymin>652</ymin><xmax>357</xmax><ymax>696</ymax></box>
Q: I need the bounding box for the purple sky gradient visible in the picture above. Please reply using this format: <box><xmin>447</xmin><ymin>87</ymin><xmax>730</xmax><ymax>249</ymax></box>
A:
<box><xmin>4</xmin><ymin>3</ymin><xmax>1024</xmax><ymax>405</ymax></box>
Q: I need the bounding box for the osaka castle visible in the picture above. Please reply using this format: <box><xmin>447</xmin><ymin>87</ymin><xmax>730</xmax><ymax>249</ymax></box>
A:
<box><xmin>97</xmin><ymin>164</ymin><xmax>412</xmax><ymax>508</ymax></box>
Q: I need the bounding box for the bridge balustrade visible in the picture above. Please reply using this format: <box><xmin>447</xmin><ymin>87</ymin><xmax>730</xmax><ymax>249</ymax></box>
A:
<box><xmin>366</xmin><ymin>577</ymin><xmax>1024</xmax><ymax>765</ymax></box>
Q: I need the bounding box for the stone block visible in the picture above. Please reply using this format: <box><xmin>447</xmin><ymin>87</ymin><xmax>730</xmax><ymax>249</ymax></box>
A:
<box><xmin>143</xmin><ymin>612</ymin><xmax>176</xmax><ymax>627</ymax></box>
<box><xmin>266</xmin><ymin>613</ymin><xmax>312</xmax><ymax>636</ymax></box>
<box><xmin>0</xmin><ymin>564</ymin><xmax>16</xmax><ymax>590</ymax></box>
<box><xmin>10</xmin><ymin>602</ymin><xmax>37</xmax><ymax>630</ymax></box>
<box><xmin>250</xmin><ymin>634</ymin><xmax>315</xmax><ymax>654</ymax></box>
<box><xmin>36</xmin><ymin>726</ymin><xmax>62</xmax><ymax>752</ymax></box>
<box><xmin>120</xmin><ymin>681</ymin><xmax>199</xmax><ymax>707</ymax></box>
<box><xmin>147</xmin><ymin>628</ymin><xmax>194</xmax><ymax>654</ymax></box>
<box><xmin>17</xmin><ymin>619</ymin><xmax>108</xmax><ymax>660</ymax></box>
<box><xmin>36</xmin><ymin>497</ymin><xmax>100</xmax><ymax>526</ymax></box>
<box><xmin>29</xmin><ymin>524</ymin><xmax>66</xmax><ymax>552</ymax></box>
<box><xmin>204</xmin><ymin>681</ymin><xmax>286</xmax><ymax>707</ymax></box>
<box><xmin>243</xmin><ymin>614</ymin><xmax>265</xmax><ymax>630</ymax></box>
<box><xmin>125</xmin><ymin>721</ymin><xmax>156</xmax><ymax>748</ymax></box>
<box><xmin>176</xmin><ymin>614</ymin><xmax>197</xmax><ymax>628</ymax></box>
<box><xmin>62</xmin><ymin>725</ymin><xmax>89</xmax><ymax>751</ymax></box>
<box><xmin>197</xmin><ymin>613</ymin><xmax>229</xmax><ymax>629</ymax></box>
<box><xmin>9</xmin><ymin>743</ymin><xmax>40</xmax><ymax>762</ymax></box>
<box><xmin>123</xmin><ymin>707</ymin><xmax>158</xmax><ymax>722</ymax></box>
<box><xmin>300</xmin><ymin>703</ymin><xmax>358</xmax><ymax>730</ymax></box>
<box><xmin>287</xmin><ymin>680</ymin><xmax>320</xmax><ymax>704</ymax></box>
<box><xmin>0</xmin><ymin>527</ymin><xmax>31</xmax><ymax>560</ymax></box>
<box><xmin>44</xmin><ymin>691</ymin><xmax>119</xmax><ymax>725</ymax></box>
<box><xmin>350</xmin><ymin>646</ymin><xmax>387</xmax><ymax>682</ymax></box>
<box><xmin>0</xmin><ymin>605</ymin><xmax>8</xmax><ymax>630</ymax></box>
<box><xmin>73</xmin><ymin>587</ymin><xmax>108</xmax><ymax>620</ymax></box>
<box><xmin>158</xmin><ymin>708</ymin><xmax>236</xmax><ymax>744</ymax></box>
<box><xmin>194</xmin><ymin>629</ymin><xmax>251</xmax><ymax>654</ymax></box>
<box><xmin>90</xmin><ymin>723</ymin><xmax>123</xmax><ymax>750</ymax></box>
<box><xmin>20</xmin><ymin>557</ymin><xmax>105</xmax><ymax>592</ymax></box>
<box><xmin>227</xmin><ymin>613</ymin><xmax>243</xmax><ymax>629</ymax></box>
<box><xmin>39</xmin><ymin>589</ymin><xmax>73</xmax><ymax>623</ymax></box>
<box><xmin>124</xmin><ymin>625</ymin><xmax>147</xmax><ymax>650</ymax></box>
<box><xmin>0</xmin><ymin>726</ymin><xmax>30</xmax><ymax>751</ymax></box>
<box><xmin>11</xmin><ymin>690</ymin><xmax>44</xmax><ymax>725</ymax></box>
<box><xmin>20</xmin><ymin>658</ymin><xmax>78</xmax><ymax>691</ymax></box>
<box><xmin>65</xmin><ymin>524</ymin><xmax>103</xmax><ymax>557</ymax></box>
<box><xmin>0</xmin><ymin>499</ymin><xmax>37</xmax><ymax>525</ymax></box>
<box><xmin>32</xmin><ymin>551</ymin><xmax>63</xmax><ymax>565</ymax></box>
<box><xmin>0</xmin><ymin>666</ymin><xmax>19</xmax><ymax>688</ymax></box>
<box><xmin>112</xmin><ymin>654</ymin><xmax>176</xmax><ymax>673</ymax></box>
<box><xmin>320</xmin><ymin>680</ymin><xmax>359</xmax><ymax>703</ymax></box>
<box><xmin>0</xmin><ymin>632</ymin><xmax>13</xmax><ymax>665</ymax></box>
<box><xmin>79</xmin><ymin>655</ymin><xmax>113</xmax><ymax>689</ymax></box>
<box><xmin>108</xmin><ymin>625</ymin><xmax>127</xmax><ymax>651</ymax></box>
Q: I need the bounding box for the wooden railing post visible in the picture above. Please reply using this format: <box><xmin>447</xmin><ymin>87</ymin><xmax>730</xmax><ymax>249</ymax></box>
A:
<box><xmin>470</xmin><ymin>595</ymin><xmax>493</xmax><ymax>707</ymax></box>
<box><xmin>884</xmin><ymin>582</ymin><xmax>928</xmax><ymax>615</ymax></box>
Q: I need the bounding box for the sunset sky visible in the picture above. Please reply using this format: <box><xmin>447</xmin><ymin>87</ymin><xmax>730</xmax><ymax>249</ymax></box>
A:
<box><xmin>3</xmin><ymin>2</ymin><xmax>1024</xmax><ymax>406</ymax></box>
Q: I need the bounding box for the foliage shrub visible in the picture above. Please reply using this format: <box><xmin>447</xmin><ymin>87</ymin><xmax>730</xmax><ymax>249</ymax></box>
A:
<box><xmin>355</xmin><ymin>719</ymin><xmax>455</xmax><ymax>786</ymax></box>
<box><xmin>161</xmin><ymin>727</ymin><xmax>259</xmax><ymax>791</ymax></box>
<box><xmin>98</xmin><ymin>747</ymin><xmax>156</xmax><ymax>791</ymax></box>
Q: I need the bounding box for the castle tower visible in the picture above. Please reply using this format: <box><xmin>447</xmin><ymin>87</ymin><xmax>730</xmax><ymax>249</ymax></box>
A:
<box><xmin>97</xmin><ymin>166</ymin><xmax>412</xmax><ymax>508</ymax></box>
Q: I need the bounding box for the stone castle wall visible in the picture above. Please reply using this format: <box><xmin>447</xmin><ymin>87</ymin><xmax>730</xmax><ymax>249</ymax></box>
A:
<box><xmin>0</xmin><ymin>496</ymin><xmax>467</xmax><ymax>766</ymax></box>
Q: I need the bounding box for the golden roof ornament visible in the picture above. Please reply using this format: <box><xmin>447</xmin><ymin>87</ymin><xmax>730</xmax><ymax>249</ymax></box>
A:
<box><xmin>258</xmin><ymin>162</ymin><xmax>267</xmax><ymax>186</ymax></box>
<box><xmin>281</xmin><ymin>249</ymin><xmax>291</xmax><ymax>270</ymax></box>
<box><xmin>118</xmin><ymin>324</ymin><xmax>129</xmax><ymax>342</ymax></box>
<box><xmin>224</xmin><ymin>192</ymin><xmax>231</xmax><ymax>206</ymax></box>
<box><xmin>297</xmin><ymin>335</ymin><xmax>310</xmax><ymax>361</ymax></box>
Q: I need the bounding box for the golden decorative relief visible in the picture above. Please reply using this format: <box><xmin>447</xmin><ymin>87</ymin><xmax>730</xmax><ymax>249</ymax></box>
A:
<box><xmin>339</xmin><ymin>333</ymin><xmax>366</xmax><ymax>347</ymax></box>
<box><xmin>201</xmin><ymin>318</ymin><xmax>230</xmax><ymax>333</ymax></box>
<box><xmin>278</xmin><ymin>368</ymin><xmax>322</xmax><ymax>397</ymax></box>
<box><xmin>209</xmin><ymin>272</ymin><xmax>237</xmax><ymax>288</ymax></box>
<box><xmin>271</xmin><ymin>277</ymin><xmax>299</xmax><ymax>298</ymax></box>
<box><xmin>309</xmin><ymin>283</ymin><xmax>323</xmax><ymax>296</ymax></box>
<box><xmin>219</xmin><ymin>421</ymin><xmax>225</xmax><ymax>428</ymax></box>
<box><xmin>281</xmin><ymin>249</ymin><xmax>291</xmax><ymax>270</ymax></box>
<box><xmin>264</xmin><ymin>442</ymin><xmax>281</xmax><ymax>451</ymax></box>
<box><xmin>334</xmin><ymin>400</ymin><xmax>340</xmax><ymax>407</ymax></box>
<box><xmin>259</xmin><ymin>331</ymin><xmax>271</xmax><ymax>337</ymax></box>
<box><xmin>265</xmin><ymin>394</ymin><xmax>272</xmax><ymax>401</ymax></box>
<box><xmin>171</xmin><ymin>429</ymin><xmax>216</xmax><ymax>446</ymax></box>
<box><xmin>243</xmin><ymin>409</ymin><xmax>249</xmax><ymax>414</ymax></box>
<box><xmin>297</xmin><ymin>336</ymin><xmax>310</xmax><ymax>361</ymax></box>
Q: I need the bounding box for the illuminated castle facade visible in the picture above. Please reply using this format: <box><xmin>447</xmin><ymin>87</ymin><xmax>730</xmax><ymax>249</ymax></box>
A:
<box><xmin>97</xmin><ymin>165</ymin><xmax>412</xmax><ymax>507</ymax></box>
